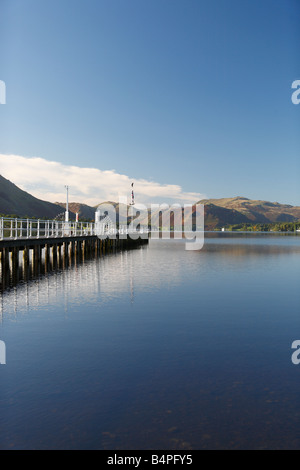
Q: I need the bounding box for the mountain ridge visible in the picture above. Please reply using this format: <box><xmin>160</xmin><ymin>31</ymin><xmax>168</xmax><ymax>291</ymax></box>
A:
<box><xmin>197</xmin><ymin>196</ymin><xmax>300</xmax><ymax>225</ymax></box>
<box><xmin>0</xmin><ymin>175</ymin><xmax>299</xmax><ymax>228</ymax></box>
<box><xmin>0</xmin><ymin>174</ymin><xmax>76</xmax><ymax>219</ymax></box>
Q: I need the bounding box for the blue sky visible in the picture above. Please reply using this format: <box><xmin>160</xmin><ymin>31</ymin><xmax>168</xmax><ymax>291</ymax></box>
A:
<box><xmin>0</xmin><ymin>0</ymin><xmax>299</xmax><ymax>205</ymax></box>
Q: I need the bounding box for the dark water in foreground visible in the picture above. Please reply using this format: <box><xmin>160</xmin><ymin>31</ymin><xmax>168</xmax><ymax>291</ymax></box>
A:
<box><xmin>1</xmin><ymin>233</ymin><xmax>300</xmax><ymax>450</ymax></box>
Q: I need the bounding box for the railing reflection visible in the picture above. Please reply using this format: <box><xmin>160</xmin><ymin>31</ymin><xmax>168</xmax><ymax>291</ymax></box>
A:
<box><xmin>0</xmin><ymin>242</ymin><xmax>151</xmax><ymax>321</ymax></box>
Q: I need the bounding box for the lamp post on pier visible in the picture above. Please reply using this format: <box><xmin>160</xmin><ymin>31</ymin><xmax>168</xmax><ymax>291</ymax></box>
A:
<box><xmin>65</xmin><ymin>185</ymin><xmax>69</xmax><ymax>222</ymax></box>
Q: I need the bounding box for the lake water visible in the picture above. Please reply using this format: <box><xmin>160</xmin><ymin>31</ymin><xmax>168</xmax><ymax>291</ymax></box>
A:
<box><xmin>1</xmin><ymin>233</ymin><xmax>300</xmax><ymax>450</ymax></box>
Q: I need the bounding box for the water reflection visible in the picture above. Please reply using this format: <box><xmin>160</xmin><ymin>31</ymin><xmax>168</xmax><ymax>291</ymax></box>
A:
<box><xmin>1</xmin><ymin>234</ymin><xmax>300</xmax><ymax>449</ymax></box>
<box><xmin>0</xmin><ymin>246</ymin><xmax>150</xmax><ymax>320</ymax></box>
<box><xmin>1</xmin><ymin>235</ymin><xmax>300</xmax><ymax>321</ymax></box>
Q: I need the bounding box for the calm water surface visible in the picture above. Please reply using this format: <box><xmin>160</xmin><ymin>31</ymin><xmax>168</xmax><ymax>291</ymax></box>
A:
<box><xmin>1</xmin><ymin>233</ymin><xmax>300</xmax><ymax>449</ymax></box>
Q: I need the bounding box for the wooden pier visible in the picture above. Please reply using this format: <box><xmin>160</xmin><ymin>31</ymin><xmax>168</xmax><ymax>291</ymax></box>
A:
<box><xmin>0</xmin><ymin>218</ymin><xmax>149</xmax><ymax>290</ymax></box>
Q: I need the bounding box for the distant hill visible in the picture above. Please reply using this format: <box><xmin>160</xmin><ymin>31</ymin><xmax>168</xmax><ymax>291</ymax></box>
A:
<box><xmin>0</xmin><ymin>174</ymin><xmax>72</xmax><ymax>219</ymax></box>
<box><xmin>137</xmin><ymin>202</ymin><xmax>250</xmax><ymax>230</ymax></box>
<box><xmin>198</xmin><ymin>197</ymin><xmax>300</xmax><ymax>226</ymax></box>
<box><xmin>56</xmin><ymin>202</ymin><xmax>96</xmax><ymax>220</ymax></box>
<box><xmin>138</xmin><ymin>197</ymin><xmax>300</xmax><ymax>230</ymax></box>
<box><xmin>202</xmin><ymin>203</ymin><xmax>251</xmax><ymax>230</ymax></box>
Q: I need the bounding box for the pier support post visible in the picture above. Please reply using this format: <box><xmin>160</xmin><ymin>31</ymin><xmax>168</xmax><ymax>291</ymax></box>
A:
<box><xmin>2</xmin><ymin>248</ymin><xmax>9</xmax><ymax>272</ymax></box>
<box><xmin>33</xmin><ymin>245</ymin><xmax>41</xmax><ymax>277</ymax></box>
<box><xmin>68</xmin><ymin>241</ymin><xmax>75</xmax><ymax>262</ymax></box>
<box><xmin>52</xmin><ymin>244</ymin><xmax>57</xmax><ymax>269</ymax></box>
<box><xmin>63</xmin><ymin>242</ymin><xmax>68</xmax><ymax>268</ymax></box>
<box><xmin>12</xmin><ymin>247</ymin><xmax>19</xmax><ymax>270</ymax></box>
<box><xmin>45</xmin><ymin>244</ymin><xmax>50</xmax><ymax>272</ymax></box>
<box><xmin>57</xmin><ymin>244</ymin><xmax>62</xmax><ymax>267</ymax></box>
<box><xmin>23</xmin><ymin>246</ymin><xmax>30</xmax><ymax>281</ymax></box>
<box><xmin>23</xmin><ymin>246</ymin><xmax>29</xmax><ymax>267</ymax></box>
<box><xmin>12</xmin><ymin>247</ymin><xmax>20</xmax><ymax>284</ymax></box>
<box><xmin>33</xmin><ymin>245</ymin><xmax>41</xmax><ymax>265</ymax></box>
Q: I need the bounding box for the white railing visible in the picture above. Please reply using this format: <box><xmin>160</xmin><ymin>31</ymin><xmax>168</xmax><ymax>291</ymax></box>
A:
<box><xmin>0</xmin><ymin>218</ymin><xmax>149</xmax><ymax>241</ymax></box>
<box><xmin>0</xmin><ymin>218</ymin><xmax>97</xmax><ymax>240</ymax></box>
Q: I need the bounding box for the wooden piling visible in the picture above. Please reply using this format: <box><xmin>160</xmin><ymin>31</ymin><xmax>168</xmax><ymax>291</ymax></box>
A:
<box><xmin>0</xmin><ymin>233</ymin><xmax>148</xmax><ymax>290</ymax></box>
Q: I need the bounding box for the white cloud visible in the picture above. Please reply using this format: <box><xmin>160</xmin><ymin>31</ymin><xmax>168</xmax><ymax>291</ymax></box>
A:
<box><xmin>0</xmin><ymin>154</ymin><xmax>205</xmax><ymax>206</ymax></box>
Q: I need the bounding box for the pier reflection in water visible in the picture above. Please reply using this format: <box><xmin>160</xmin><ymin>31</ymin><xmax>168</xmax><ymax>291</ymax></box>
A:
<box><xmin>0</xmin><ymin>236</ymin><xmax>148</xmax><ymax>292</ymax></box>
<box><xmin>0</xmin><ymin>244</ymin><xmax>151</xmax><ymax>322</ymax></box>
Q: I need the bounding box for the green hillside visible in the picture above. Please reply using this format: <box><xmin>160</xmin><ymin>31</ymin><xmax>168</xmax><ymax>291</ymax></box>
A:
<box><xmin>0</xmin><ymin>174</ymin><xmax>73</xmax><ymax>219</ymax></box>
